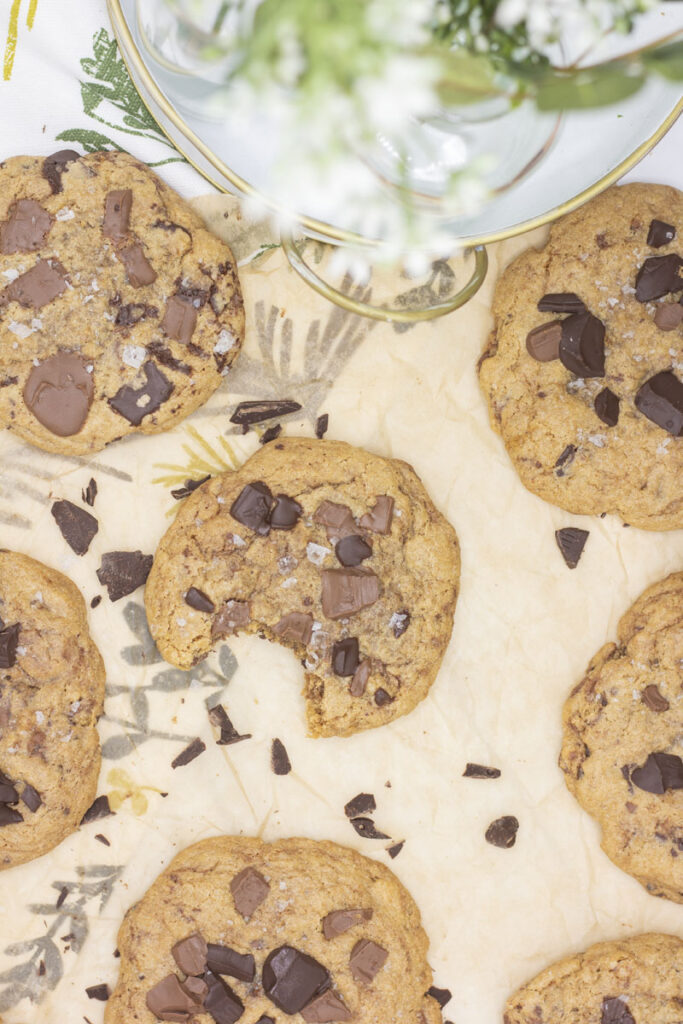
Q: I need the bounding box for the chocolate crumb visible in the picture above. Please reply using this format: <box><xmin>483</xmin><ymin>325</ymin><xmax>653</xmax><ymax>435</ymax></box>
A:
<box><xmin>208</xmin><ymin>704</ymin><xmax>251</xmax><ymax>746</ymax></box>
<box><xmin>96</xmin><ymin>551</ymin><xmax>153</xmax><ymax>601</ymax></box>
<box><xmin>51</xmin><ymin>500</ymin><xmax>98</xmax><ymax>556</ymax></box>
<box><xmin>260</xmin><ymin>424</ymin><xmax>282</xmax><ymax>444</ymax></box>
<box><xmin>171</xmin><ymin>738</ymin><xmax>206</xmax><ymax>768</ymax></box>
<box><xmin>315</xmin><ymin>413</ymin><xmax>329</xmax><ymax>439</ymax></box>
<box><xmin>374</xmin><ymin>688</ymin><xmax>393</xmax><ymax>707</ymax></box>
<box><xmin>349</xmin><ymin>817</ymin><xmax>390</xmax><ymax>840</ymax></box>
<box><xmin>82</xmin><ymin>478</ymin><xmax>97</xmax><ymax>506</ymax></box>
<box><xmin>386</xmin><ymin>841</ymin><xmax>404</xmax><ymax>859</ymax></box>
<box><xmin>171</xmin><ymin>476</ymin><xmax>210</xmax><ymax>500</ymax></box>
<box><xmin>427</xmin><ymin>986</ymin><xmax>452</xmax><ymax>1009</ymax></box>
<box><xmin>271</xmin><ymin>738</ymin><xmax>292</xmax><ymax>775</ymax></box>
<box><xmin>90</xmin><ymin>596</ymin><xmax>102</xmax><ymax>609</ymax></box>
<box><xmin>85</xmin><ymin>984</ymin><xmax>110</xmax><ymax>1001</ymax></box>
<box><xmin>485</xmin><ymin>815</ymin><xmax>519</xmax><ymax>848</ymax></box>
<box><xmin>94</xmin><ymin>833</ymin><xmax>110</xmax><ymax>846</ymax></box>
<box><xmin>555</xmin><ymin>528</ymin><xmax>589</xmax><ymax>569</ymax></box>
<box><xmin>344</xmin><ymin>793</ymin><xmax>376</xmax><ymax>818</ymax></box>
<box><xmin>230</xmin><ymin>400</ymin><xmax>301</xmax><ymax>427</ymax></box>
<box><xmin>80</xmin><ymin>795</ymin><xmax>113</xmax><ymax>824</ymax></box>
<box><xmin>463</xmin><ymin>763</ymin><xmax>501</xmax><ymax>779</ymax></box>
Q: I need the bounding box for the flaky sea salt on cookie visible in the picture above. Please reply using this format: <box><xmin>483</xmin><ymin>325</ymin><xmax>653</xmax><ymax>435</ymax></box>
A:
<box><xmin>106</xmin><ymin>836</ymin><xmax>444</xmax><ymax>1024</ymax></box>
<box><xmin>145</xmin><ymin>437</ymin><xmax>460</xmax><ymax>737</ymax></box>
<box><xmin>479</xmin><ymin>183</ymin><xmax>683</xmax><ymax>530</ymax></box>
<box><xmin>0</xmin><ymin>150</ymin><xmax>244</xmax><ymax>454</ymax></box>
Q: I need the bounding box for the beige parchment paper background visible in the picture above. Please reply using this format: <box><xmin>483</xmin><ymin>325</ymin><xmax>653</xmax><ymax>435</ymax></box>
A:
<box><xmin>0</xmin><ymin>195</ymin><xmax>681</xmax><ymax>1024</ymax></box>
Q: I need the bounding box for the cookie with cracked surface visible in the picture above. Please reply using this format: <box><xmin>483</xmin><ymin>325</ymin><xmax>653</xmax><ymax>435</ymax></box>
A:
<box><xmin>560</xmin><ymin>572</ymin><xmax>683</xmax><ymax>903</ymax></box>
<box><xmin>0</xmin><ymin>149</ymin><xmax>244</xmax><ymax>454</ymax></box>
<box><xmin>145</xmin><ymin>437</ymin><xmax>460</xmax><ymax>737</ymax></box>
<box><xmin>504</xmin><ymin>933</ymin><xmax>683</xmax><ymax>1024</ymax></box>
<box><xmin>0</xmin><ymin>550</ymin><xmax>105</xmax><ymax>869</ymax></box>
<box><xmin>105</xmin><ymin>835</ymin><xmax>443</xmax><ymax>1024</ymax></box>
<box><xmin>479</xmin><ymin>183</ymin><xmax>683</xmax><ymax>530</ymax></box>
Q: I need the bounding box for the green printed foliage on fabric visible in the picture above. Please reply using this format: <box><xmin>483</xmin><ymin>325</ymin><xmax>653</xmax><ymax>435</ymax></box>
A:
<box><xmin>56</xmin><ymin>28</ymin><xmax>183</xmax><ymax>162</ymax></box>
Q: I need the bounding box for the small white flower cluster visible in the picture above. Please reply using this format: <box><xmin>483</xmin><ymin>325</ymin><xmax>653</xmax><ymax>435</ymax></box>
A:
<box><xmin>495</xmin><ymin>0</ymin><xmax>654</xmax><ymax>52</ymax></box>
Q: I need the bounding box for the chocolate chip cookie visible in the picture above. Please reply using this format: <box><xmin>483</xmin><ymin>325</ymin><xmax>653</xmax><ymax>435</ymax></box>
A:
<box><xmin>504</xmin><ymin>933</ymin><xmax>683</xmax><ymax>1024</ymax></box>
<box><xmin>560</xmin><ymin>572</ymin><xmax>683</xmax><ymax>903</ymax></box>
<box><xmin>105</xmin><ymin>835</ymin><xmax>443</xmax><ymax>1024</ymax></box>
<box><xmin>479</xmin><ymin>184</ymin><xmax>683</xmax><ymax>530</ymax></box>
<box><xmin>0</xmin><ymin>149</ymin><xmax>244</xmax><ymax>454</ymax></box>
<box><xmin>145</xmin><ymin>437</ymin><xmax>460</xmax><ymax>737</ymax></box>
<box><xmin>0</xmin><ymin>550</ymin><xmax>105</xmax><ymax>869</ymax></box>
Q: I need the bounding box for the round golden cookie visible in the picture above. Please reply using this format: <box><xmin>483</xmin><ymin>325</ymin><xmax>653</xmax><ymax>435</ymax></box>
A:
<box><xmin>560</xmin><ymin>572</ymin><xmax>683</xmax><ymax>903</ymax></box>
<box><xmin>479</xmin><ymin>183</ymin><xmax>683</xmax><ymax>530</ymax></box>
<box><xmin>504</xmin><ymin>933</ymin><xmax>683</xmax><ymax>1024</ymax></box>
<box><xmin>0</xmin><ymin>550</ymin><xmax>105</xmax><ymax>869</ymax></box>
<box><xmin>0</xmin><ymin>149</ymin><xmax>244</xmax><ymax>455</ymax></box>
<box><xmin>105</xmin><ymin>835</ymin><xmax>443</xmax><ymax>1024</ymax></box>
<box><xmin>145</xmin><ymin>437</ymin><xmax>460</xmax><ymax>737</ymax></box>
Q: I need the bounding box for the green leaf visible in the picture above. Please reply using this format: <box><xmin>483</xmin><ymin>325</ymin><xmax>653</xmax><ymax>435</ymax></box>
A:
<box><xmin>642</xmin><ymin>40</ymin><xmax>683</xmax><ymax>82</ymax></box>
<box><xmin>55</xmin><ymin>128</ymin><xmax>124</xmax><ymax>152</ymax></box>
<box><xmin>437</xmin><ymin>51</ymin><xmax>504</xmax><ymax>106</ymax></box>
<box><xmin>533</xmin><ymin>64</ymin><xmax>645</xmax><ymax>111</ymax></box>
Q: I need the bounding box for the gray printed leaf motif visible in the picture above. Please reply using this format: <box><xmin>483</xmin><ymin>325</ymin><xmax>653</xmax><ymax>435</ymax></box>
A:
<box><xmin>0</xmin><ymin>865</ymin><xmax>122</xmax><ymax>1011</ymax></box>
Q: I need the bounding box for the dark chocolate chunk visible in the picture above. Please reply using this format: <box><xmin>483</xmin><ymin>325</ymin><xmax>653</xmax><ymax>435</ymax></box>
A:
<box><xmin>212</xmin><ymin>601</ymin><xmax>251</xmax><ymax>637</ymax></box>
<box><xmin>635</xmin><ymin>254</ymin><xmax>682</xmax><ymax>302</ymax></box>
<box><xmin>146</xmin><ymin>973</ymin><xmax>202</xmax><ymax>1020</ymax></box>
<box><xmin>6</xmin><ymin>259</ymin><xmax>67</xmax><ymax>309</ymax></box>
<box><xmin>171</xmin><ymin>738</ymin><xmax>206</xmax><ymax>768</ymax></box>
<box><xmin>301</xmin><ymin>991</ymin><xmax>351</xmax><ymax>1023</ymax></box>
<box><xmin>594</xmin><ymin>388</ymin><xmax>620</xmax><ymax>427</ymax></box>
<box><xmin>172</xmin><ymin>933</ymin><xmax>207</xmax><ymax>976</ymax></box>
<box><xmin>21</xmin><ymin>784</ymin><xmax>41</xmax><ymax>812</ymax></box>
<box><xmin>350</xmin><ymin>659</ymin><xmax>371</xmax><ymax>697</ymax></box>
<box><xmin>260</xmin><ymin>424</ymin><xmax>282</xmax><ymax>445</ymax></box>
<box><xmin>654</xmin><ymin>302</ymin><xmax>683</xmax><ymax>330</ymax></box>
<box><xmin>262</xmin><ymin>945</ymin><xmax>330</xmax><ymax>1014</ymax></box>
<box><xmin>230</xmin><ymin>400</ymin><xmax>302</xmax><ymax>426</ymax></box>
<box><xmin>162</xmin><ymin>295</ymin><xmax>197</xmax><ymax>344</ymax></box>
<box><xmin>273</xmin><ymin>612</ymin><xmax>313</xmax><ymax>645</ymax></box>
<box><xmin>344</xmin><ymin>793</ymin><xmax>376</xmax><ymax>818</ymax></box>
<box><xmin>315</xmin><ymin>413</ymin><xmax>329</xmax><ymax>439</ymax></box>
<box><xmin>115</xmin><ymin>302</ymin><xmax>158</xmax><ymax>327</ymax></box>
<box><xmin>144</xmin><ymin>341</ymin><xmax>191</xmax><ymax>376</ymax></box>
<box><xmin>634</xmin><ymin>371</ymin><xmax>683</xmax><ymax>436</ymax></box>
<box><xmin>647</xmin><ymin>219</ymin><xmax>676</xmax><ymax>248</ymax></box>
<box><xmin>103</xmin><ymin>190</ymin><xmax>132</xmax><ymax>240</ymax></box>
<box><xmin>80</xmin><ymin>795</ymin><xmax>112</xmax><ymax>824</ymax></box>
<box><xmin>176</xmin><ymin>282</ymin><xmax>210</xmax><ymax>307</ymax></box>
<box><xmin>85</xmin><ymin>984</ymin><xmax>110</xmax><ymax>1001</ymax></box>
<box><xmin>0</xmin><ymin>199</ymin><xmax>52</xmax><ymax>254</ymax></box>
<box><xmin>537</xmin><ymin>293</ymin><xmax>586</xmax><ymax>314</ymax></box>
<box><xmin>0</xmin><ymin>805</ymin><xmax>24</xmax><ymax>826</ymax></box>
<box><xmin>254</xmin><ymin>1018</ymin><xmax>275</xmax><ymax>1024</ymax></box>
<box><xmin>321</xmin><ymin>568</ymin><xmax>380</xmax><ymax>620</ymax></box>
<box><xmin>463</xmin><ymin>763</ymin><xmax>501</xmax><ymax>779</ymax></box>
<box><xmin>24</xmin><ymin>351</ymin><xmax>93</xmax><ymax>437</ymax></box>
<box><xmin>171</xmin><ymin>476</ymin><xmax>210</xmax><ymax>500</ymax></box>
<box><xmin>485</xmin><ymin>815</ymin><xmax>519</xmax><ymax>848</ymax></box>
<box><xmin>119</xmin><ymin>243</ymin><xmax>157</xmax><ymax>288</ymax></box>
<box><xmin>42</xmin><ymin>150</ymin><xmax>79</xmax><ymax>194</ymax></box>
<box><xmin>94</xmin><ymin>833</ymin><xmax>110</xmax><ymax>845</ymax></box>
<box><xmin>108</xmin><ymin>361</ymin><xmax>173</xmax><ymax>426</ymax></box>
<box><xmin>427</xmin><ymin>987</ymin><xmax>452</xmax><ymax>1009</ymax></box>
<box><xmin>0</xmin><ymin>622</ymin><xmax>21</xmax><ymax>669</ymax></box>
<box><xmin>91</xmin><ymin>595</ymin><xmax>102</xmax><ymax>609</ymax></box>
<box><xmin>386</xmin><ymin>841</ymin><xmax>404</xmax><ymax>859</ymax></box>
<box><xmin>314</xmin><ymin>501</ymin><xmax>358</xmax><ymax>542</ymax></box>
<box><xmin>391</xmin><ymin>610</ymin><xmax>410</xmax><ymax>638</ymax></box>
<box><xmin>185</xmin><ymin>587</ymin><xmax>215</xmax><ymax>613</ymax></box>
<box><xmin>182</xmin><ymin>976</ymin><xmax>208</xmax><ymax>1005</ymax></box>
<box><xmin>601</xmin><ymin>996</ymin><xmax>636</xmax><ymax>1024</ymax></box>
<box><xmin>554</xmin><ymin>444</ymin><xmax>576</xmax><ymax>474</ymax></box>
<box><xmin>271</xmin><ymin>494</ymin><xmax>303</xmax><ymax>530</ymax></box>
<box><xmin>322</xmin><ymin>908</ymin><xmax>373</xmax><ymax>940</ymax></box>
<box><xmin>559</xmin><ymin>312</ymin><xmax>605</xmax><ymax>378</ymax></box>
<box><xmin>335</xmin><ymin>535</ymin><xmax>372</xmax><ymax>567</ymax></box>
<box><xmin>359</xmin><ymin>495</ymin><xmax>394</xmax><ymax>534</ymax></box>
<box><xmin>641</xmin><ymin>685</ymin><xmax>670</xmax><ymax>712</ymax></box>
<box><xmin>271</xmin><ymin>738</ymin><xmax>292</xmax><ymax>776</ymax></box>
<box><xmin>555</xmin><ymin>528</ymin><xmax>589</xmax><ymax>569</ymax></box>
<box><xmin>230</xmin><ymin>866</ymin><xmax>269</xmax><ymax>919</ymax></box>
<box><xmin>51</xmin><ymin>499</ymin><xmax>98</xmax><ymax>555</ymax></box>
<box><xmin>82</xmin><ymin>478</ymin><xmax>97</xmax><ymax>506</ymax></box>
<box><xmin>631</xmin><ymin>752</ymin><xmax>683</xmax><ymax>794</ymax></box>
<box><xmin>97</xmin><ymin>551</ymin><xmax>153</xmax><ymax>601</ymax></box>
<box><xmin>208</xmin><ymin>704</ymin><xmax>251</xmax><ymax>746</ymax></box>
<box><xmin>349</xmin><ymin>939</ymin><xmax>388</xmax><ymax>983</ymax></box>
<box><xmin>331</xmin><ymin>638</ymin><xmax>360</xmax><ymax>677</ymax></box>
<box><xmin>349</xmin><ymin>818</ymin><xmax>390</xmax><ymax>840</ymax></box>
<box><xmin>0</xmin><ymin>772</ymin><xmax>18</xmax><ymax>803</ymax></box>
<box><xmin>230</xmin><ymin>482</ymin><xmax>275</xmax><ymax>535</ymax></box>
<box><xmin>374</xmin><ymin>688</ymin><xmax>393</xmax><ymax>707</ymax></box>
<box><xmin>525</xmin><ymin>321</ymin><xmax>562</xmax><ymax>362</ymax></box>
<box><xmin>206</xmin><ymin>943</ymin><xmax>255</xmax><ymax>983</ymax></box>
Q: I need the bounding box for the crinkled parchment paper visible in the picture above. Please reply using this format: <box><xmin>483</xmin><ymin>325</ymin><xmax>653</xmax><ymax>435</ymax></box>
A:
<box><xmin>0</xmin><ymin>195</ymin><xmax>681</xmax><ymax>1024</ymax></box>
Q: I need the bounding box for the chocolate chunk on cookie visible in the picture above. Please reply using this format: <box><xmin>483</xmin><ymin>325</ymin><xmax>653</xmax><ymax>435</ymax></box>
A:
<box><xmin>145</xmin><ymin>438</ymin><xmax>460</xmax><ymax>737</ymax></box>
<box><xmin>560</xmin><ymin>572</ymin><xmax>683</xmax><ymax>902</ymax></box>
<box><xmin>0</xmin><ymin>551</ymin><xmax>105</xmax><ymax>869</ymax></box>
<box><xmin>479</xmin><ymin>183</ymin><xmax>683</xmax><ymax>529</ymax></box>
<box><xmin>504</xmin><ymin>934</ymin><xmax>683</xmax><ymax>1024</ymax></box>
<box><xmin>0</xmin><ymin>150</ymin><xmax>244</xmax><ymax>455</ymax></box>
<box><xmin>104</xmin><ymin>836</ymin><xmax>444</xmax><ymax>1024</ymax></box>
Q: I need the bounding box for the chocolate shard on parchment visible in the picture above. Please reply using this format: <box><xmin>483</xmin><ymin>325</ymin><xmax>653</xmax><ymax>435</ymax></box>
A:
<box><xmin>51</xmin><ymin>499</ymin><xmax>98</xmax><ymax>555</ymax></box>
